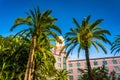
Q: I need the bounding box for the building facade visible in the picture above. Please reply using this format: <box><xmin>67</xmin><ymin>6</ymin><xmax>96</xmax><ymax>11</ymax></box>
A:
<box><xmin>52</xmin><ymin>36</ymin><xmax>120</xmax><ymax>80</ymax></box>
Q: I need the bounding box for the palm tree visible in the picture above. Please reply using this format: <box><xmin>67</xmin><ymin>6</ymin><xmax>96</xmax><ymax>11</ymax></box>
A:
<box><xmin>55</xmin><ymin>69</ymin><xmax>69</xmax><ymax>80</ymax></box>
<box><xmin>10</xmin><ymin>7</ymin><xmax>62</xmax><ymax>80</ymax></box>
<box><xmin>111</xmin><ymin>35</ymin><xmax>120</xmax><ymax>55</ymax></box>
<box><xmin>63</xmin><ymin>15</ymin><xmax>111</xmax><ymax>80</ymax></box>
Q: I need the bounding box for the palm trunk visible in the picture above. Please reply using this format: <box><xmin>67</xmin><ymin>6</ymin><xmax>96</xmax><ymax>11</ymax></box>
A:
<box><xmin>24</xmin><ymin>35</ymin><xmax>36</xmax><ymax>80</ymax></box>
<box><xmin>32</xmin><ymin>57</ymin><xmax>36</xmax><ymax>80</ymax></box>
<box><xmin>85</xmin><ymin>42</ymin><xmax>93</xmax><ymax>80</ymax></box>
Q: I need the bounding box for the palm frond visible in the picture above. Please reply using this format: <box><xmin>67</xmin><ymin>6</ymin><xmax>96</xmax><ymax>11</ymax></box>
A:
<box><xmin>41</xmin><ymin>10</ymin><xmax>52</xmax><ymax>18</ymax></box>
<box><xmin>93</xmin><ymin>30</ymin><xmax>111</xmax><ymax>35</ymax></box>
<box><xmin>96</xmin><ymin>42</ymin><xmax>107</xmax><ymax>54</ymax></box>
<box><xmin>47</xmin><ymin>24</ymin><xmax>62</xmax><ymax>34</ymax></box>
<box><xmin>77</xmin><ymin>46</ymin><xmax>81</xmax><ymax>58</ymax></box>
<box><xmin>59</xmin><ymin>45</ymin><xmax>66</xmax><ymax>55</ymax></box>
<box><xmin>113</xmin><ymin>48</ymin><xmax>120</xmax><ymax>56</ymax></box>
<box><xmin>73</xmin><ymin>18</ymin><xmax>80</xmax><ymax>28</ymax></box>
<box><xmin>111</xmin><ymin>35</ymin><xmax>120</xmax><ymax>55</ymax></box>
<box><xmin>10</xmin><ymin>22</ymin><xmax>24</xmax><ymax>31</ymax></box>
<box><xmin>81</xmin><ymin>18</ymin><xmax>86</xmax><ymax>28</ymax></box>
<box><xmin>66</xmin><ymin>42</ymin><xmax>78</xmax><ymax>57</ymax></box>
<box><xmin>111</xmin><ymin>44</ymin><xmax>120</xmax><ymax>53</ymax></box>
<box><xmin>89</xmin><ymin>19</ymin><xmax>103</xmax><ymax>30</ymax></box>
<box><xmin>86</xmin><ymin>15</ymin><xmax>91</xmax><ymax>24</ymax></box>
<box><xmin>91</xmin><ymin>41</ymin><xmax>99</xmax><ymax>53</ymax></box>
<box><xmin>29</xmin><ymin>9</ymin><xmax>35</xmax><ymax>19</ymax></box>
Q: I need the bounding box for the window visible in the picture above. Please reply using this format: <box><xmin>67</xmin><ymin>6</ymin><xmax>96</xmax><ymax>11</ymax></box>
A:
<box><xmin>69</xmin><ymin>69</ymin><xmax>73</xmax><ymax>73</ymax></box>
<box><xmin>63</xmin><ymin>57</ymin><xmax>66</xmax><ymax>63</ymax></box>
<box><xmin>78</xmin><ymin>75</ymin><xmax>81</xmax><ymax>80</ymax></box>
<box><xmin>69</xmin><ymin>63</ymin><xmax>72</xmax><ymax>68</ymax></box>
<box><xmin>94</xmin><ymin>61</ymin><xmax>98</xmax><ymax>66</ymax></box>
<box><xmin>58</xmin><ymin>58</ymin><xmax>61</xmax><ymax>62</ymax></box>
<box><xmin>112</xmin><ymin>60</ymin><xmax>117</xmax><ymax>64</ymax></box>
<box><xmin>69</xmin><ymin>76</ymin><xmax>73</xmax><ymax>80</ymax></box>
<box><xmin>63</xmin><ymin>63</ymin><xmax>66</xmax><ymax>69</ymax></box>
<box><xmin>102</xmin><ymin>61</ymin><xmax>107</xmax><ymax>65</ymax></box>
<box><xmin>116</xmin><ymin>73</ymin><xmax>120</xmax><ymax>78</ymax></box>
<box><xmin>106</xmin><ymin>74</ymin><xmax>110</xmax><ymax>78</ymax></box>
<box><xmin>58</xmin><ymin>63</ymin><xmax>61</xmax><ymax>67</ymax></box>
<box><xmin>114</xmin><ymin>66</ymin><xmax>119</xmax><ymax>71</ymax></box>
<box><xmin>77</xmin><ymin>63</ymin><xmax>80</xmax><ymax>67</ymax></box>
<box><xmin>77</xmin><ymin>69</ymin><xmax>81</xmax><ymax>73</ymax></box>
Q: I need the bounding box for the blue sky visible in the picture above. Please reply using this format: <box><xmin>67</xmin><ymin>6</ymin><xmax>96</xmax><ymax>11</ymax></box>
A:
<box><xmin>0</xmin><ymin>0</ymin><xmax>120</xmax><ymax>59</ymax></box>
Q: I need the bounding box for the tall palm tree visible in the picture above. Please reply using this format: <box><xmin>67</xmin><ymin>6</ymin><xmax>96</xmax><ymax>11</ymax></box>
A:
<box><xmin>10</xmin><ymin>7</ymin><xmax>62</xmax><ymax>80</ymax></box>
<box><xmin>111</xmin><ymin>35</ymin><xmax>120</xmax><ymax>55</ymax></box>
<box><xmin>63</xmin><ymin>15</ymin><xmax>111</xmax><ymax>80</ymax></box>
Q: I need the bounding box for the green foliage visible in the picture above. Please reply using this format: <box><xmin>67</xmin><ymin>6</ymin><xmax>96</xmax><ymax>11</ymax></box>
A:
<box><xmin>0</xmin><ymin>34</ymin><xmax>61</xmax><ymax>80</ymax></box>
<box><xmin>0</xmin><ymin>35</ymin><xmax>29</xmax><ymax>80</ymax></box>
<box><xmin>79</xmin><ymin>65</ymin><xmax>109</xmax><ymax>80</ymax></box>
<box><xmin>54</xmin><ymin>69</ymin><xmax>69</xmax><ymax>80</ymax></box>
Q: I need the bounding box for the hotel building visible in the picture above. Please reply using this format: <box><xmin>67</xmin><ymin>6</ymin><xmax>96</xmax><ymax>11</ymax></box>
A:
<box><xmin>52</xmin><ymin>36</ymin><xmax>120</xmax><ymax>80</ymax></box>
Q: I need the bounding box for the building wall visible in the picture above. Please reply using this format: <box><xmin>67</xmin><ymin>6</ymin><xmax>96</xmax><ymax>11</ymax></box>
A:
<box><xmin>67</xmin><ymin>57</ymin><xmax>120</xmax><ymax>80</ymax></box>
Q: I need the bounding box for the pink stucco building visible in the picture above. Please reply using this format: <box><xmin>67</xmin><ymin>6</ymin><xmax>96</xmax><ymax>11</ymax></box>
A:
<box><xmin>52</xmin><ymin>36</ymin><xmax>120</xmax><ymax>80</ymax></box>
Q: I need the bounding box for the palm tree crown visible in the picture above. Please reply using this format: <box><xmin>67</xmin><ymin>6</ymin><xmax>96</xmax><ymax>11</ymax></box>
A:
<box><xmin>64</xmin><ymin>15</ymin><xmax>111</xmax><ymax>80</ymax></box>
<box><xmin>10</xmin><ymin>7</ymin><xmax>61</xmax><ymax>42</ymax></box>
<box><xmin>65</xmin><ymin>15</ymin><xmax>111</xmax><ymax>57</ymax></box>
